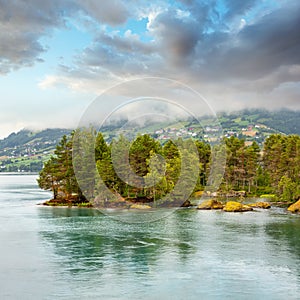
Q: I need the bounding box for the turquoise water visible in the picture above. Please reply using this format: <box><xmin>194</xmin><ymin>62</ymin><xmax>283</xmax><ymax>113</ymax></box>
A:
<box><xmin>1</xmin><ymin>174</ymin><xmax>300</xmax><ymax>299</ymax></box>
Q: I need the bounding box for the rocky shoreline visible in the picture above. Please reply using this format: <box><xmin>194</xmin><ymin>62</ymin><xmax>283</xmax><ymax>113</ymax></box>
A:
<box><xmin>41</xmin><ymin>197</ymin><xmax>300</xmax><ymax>213</ymax></box>
<box><xmin>196</xmin><ymin>199</ymin><xmax>271</xmax><ymax>212</ymax></box>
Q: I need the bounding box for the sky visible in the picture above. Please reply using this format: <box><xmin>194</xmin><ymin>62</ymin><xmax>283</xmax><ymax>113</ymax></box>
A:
<box><xmin>0</xmin><ymin>0</ymin><xmax>299</xmax><ymax>138</ymax></box>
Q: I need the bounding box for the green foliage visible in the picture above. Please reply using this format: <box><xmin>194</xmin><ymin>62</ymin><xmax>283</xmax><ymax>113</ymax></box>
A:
<box><xmin>278</xmin><ymin>176</ymin><xmax>299</xmax><ymax>202</ymax></box>
<box><xmin>218</xmin><ymin>109</ymin><xmax>300</xmax><ymax>135</ymax></box>
<box><xmin>37</xmin><ymin>156</ymin><xmax>60</xmax><ymax>199</ymax></box>
<box><xmin>38</xmin><ymin>129</ymin><xmax>300</xmax><ymax>206</ymax></box>
<box><xmin>263</xmin><ymin>134</ymin><xmax>300</xmax><ymax>201</ymax></box>
<box><xmin>0</xmin><ymin>128</ymin><xmax>72</xmax><ymax>171</ymax></box>
<box><xmin>260</xmin><ymin>194</ymin><xmax>276</xmax><ymax>199</ymax></box>
<box><xmin>222</xmin><ymin>136</ymin><xmax>260</xmax><ymax>193</ymax></box>
<box><xmin>129</xmin><ymin>134</ymin><xmax>162</xmax><ymax>177</ymax></box>
<box><xmin>73</xmin><ymin>129</ymin><xmax>98</xmax><ymax>201</ymax></box>
<box><xmin>38</xmin><ymin>133</ymin><xmax>84</xmax><ymax>203</ymax></box>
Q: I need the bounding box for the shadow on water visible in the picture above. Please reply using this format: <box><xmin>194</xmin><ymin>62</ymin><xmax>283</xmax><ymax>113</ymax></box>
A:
<box><xmin>38</xmin><ymin>207</ymin><xmax>197</xmax><ymax>276</ymax></box>
<box><xmin>265</xmin><ymin>218</ymin><xmax>300</xmax><ymax>253</ymax></box>
<box><xmin>264</xmin><ymin>215</ymin><xmax>300</xmax><ymax>276</ymax></box>
<box><xmin>169</xmin><ymin>209</ymin><xmax>198</xmax><ymax>261</ymax></box>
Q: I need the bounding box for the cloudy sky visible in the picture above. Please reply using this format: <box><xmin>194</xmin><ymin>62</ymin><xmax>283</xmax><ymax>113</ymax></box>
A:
<box><xmin>0</xmin><ymin>0</ymin><xmax>299</xmax><ymax>138</ymax></box>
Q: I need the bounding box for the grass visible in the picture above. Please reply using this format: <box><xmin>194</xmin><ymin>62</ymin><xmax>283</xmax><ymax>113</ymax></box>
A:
<box><xmin>260</xmin><ymin>194</ymin><xmax>276</xmax><ymax>199</ymax></box>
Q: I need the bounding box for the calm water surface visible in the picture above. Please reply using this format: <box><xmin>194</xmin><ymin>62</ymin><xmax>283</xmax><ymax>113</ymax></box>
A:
<box><xmin>1</xmin><ymin>174</ymin><xmax>300</xmax><ymax>299</ymax></box>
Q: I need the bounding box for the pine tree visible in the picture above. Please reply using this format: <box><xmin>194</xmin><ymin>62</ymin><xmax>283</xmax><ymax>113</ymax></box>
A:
<box><xmin>38</xmin><ymin>133</ymin><xmax>83</xmax><ymax>202</ymax></box>
<box><xmin>37</xmin><ymin>156</ymin><xmax>60</xmax><ymax>199</ymax></box>
<box><xmin>144</xmin><ymin>150</ymin><xmax>167</xmax><ymax>205</ymax></box>
<box><xmin>72</xmin><ymin>129</ymin><xmax>97</xmax><ymax>201</ymax></box>
<box><xmin>245</xmin><ymin>142</ymin><xmax>260</xmax><ymax>193</ymax></box>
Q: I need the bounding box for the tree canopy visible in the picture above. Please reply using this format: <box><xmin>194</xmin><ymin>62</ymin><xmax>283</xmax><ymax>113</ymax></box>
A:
<box><xmin>38</xmin><ymin>131</ymin><xmax>300</xmax><ymax>206</ymax></box>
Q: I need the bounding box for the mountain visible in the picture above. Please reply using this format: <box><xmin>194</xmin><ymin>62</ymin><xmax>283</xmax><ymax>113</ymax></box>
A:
<box><xmin>217</xmin><ymin>109</ymin><xmax>300</xmax><ymax>135</ymax></box>
<box><xmin>0</xmin><ymin>128</ymin><xmax>72</xmax><ymax>150</ymax></box>
<box><xmin>0</xmin><ymin>109</ymin><xmax>299</xmax><ymax>173</ymax></box>
<box><xmin>0</xmin><ymin>128</ymin><xmax>72</xmax><ymax>172</ymax></box>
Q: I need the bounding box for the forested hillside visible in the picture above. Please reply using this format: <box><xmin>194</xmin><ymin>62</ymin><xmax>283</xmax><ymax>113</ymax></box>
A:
<box><xmin>1</xmin><ymin>109</ymin><xmax>300</xmax><ymax>173</ymax></box>
<box><xmin>217</xmin><ymin>109</ymin><xmax>300</xmax><ymax>135</ymax></box>
<box><xmin>0</xmin><ymin>128</ymin><xmax>71</xmax><ymax>172</ymax></box>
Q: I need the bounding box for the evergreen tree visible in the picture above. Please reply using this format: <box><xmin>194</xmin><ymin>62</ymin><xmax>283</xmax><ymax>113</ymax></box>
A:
<box><xmin>195</xmin><ymin>140</ymin><xmax>211</xmax><ymax>187</ymax></box>
<box><xmin>72</xmin><ymin>129</ymin><xmax>97</xmax><ymax>201</ymax></box>
<box><xmin>109</xmin><ymin>135</ymin><xmax>133</xmax><ymax>196</ymax></box>
<box><xmin>38</xmin><ymin>129</ymin><xmax>300</xmax><ymax>205</ymax></box>
<box><xmin>38</xmin><ymin>133</ymin><xmax>83</xmax><ymax>202</ymax></box>
<box><xmin>37</xmin><ymin>156</ymin><xmax>60</xmax><ymax>199</ymax></box>
<box><xmin>163</xmin><ymin>140</ymin><xmax>181</xmax><ymax>194</ymax></box>
<box><xmin>129</xmin><ymin>134</ymin><xmax>162</xmax><ymax>177</ymax></box>
<box><xmin>129</xmin><ymin>134</ymin><xmax>162</xmax><ymax>198</ymax></box>
<box><xmin>245</xmin><ymin>142</ymin><xmax>260</xmax><ymax>192</ymax></box>
<box><xmin>144</xmin><ymin>150</ymin><xmax>168</xmax><ymax>205</ymax></box>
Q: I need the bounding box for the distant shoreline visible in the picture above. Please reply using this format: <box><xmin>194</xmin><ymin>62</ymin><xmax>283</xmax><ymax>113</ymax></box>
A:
<box><xmin>0</xmin><ymin>172</ymin><xmax>39</xmax><ymax>175</ymax></box>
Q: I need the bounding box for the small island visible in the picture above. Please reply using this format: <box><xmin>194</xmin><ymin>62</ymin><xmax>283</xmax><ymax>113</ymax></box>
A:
<box><xmin>38</xmin><ymin>130</ymin><xmax>300</xmax><ymax>213</ymax></box>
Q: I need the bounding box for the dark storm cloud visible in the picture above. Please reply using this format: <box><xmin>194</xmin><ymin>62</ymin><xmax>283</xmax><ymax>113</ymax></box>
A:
<box><xmin>198</xmin><ymin>3</ymin><xmax>300</xmax><ymax>83</ymax></box>
<box><xmin>0</xmin><ymin>32</ymin><xmax>44</xmax><ymax>73</ymax></box>
<box><xmin>73</xmin><ymin>39</ymin><xmax>161</xmax><ymax>78</ymax></box>
<box><xmin>144</xmin><ymin>0</ymin><xmax>300</xmax><ymax>88</ymax></box>
<box><xmin>0</xmin><ymin>0</ymin><xmax>113</xmax><ymax>76</ymax></box>
<box><xmin>72</xmin><ymin>3</ymin><xmax>206</xmax><ymax>73</ymax></box>
<box><xmin>237</xmin><ymin>4</ymin><xmax>300</xmax><ymax>75</ymax></box>
<box><xmin>1</xmin><ymin>0</ymin><xmax>300</xmax><ymax>110</ymax></box>
<box><xmin>58</xmin><ymin>0</ymin><xmax>300</xmax><ymax>108</ymax></box>
<box><xmin>0</xmin><ymin>0</ymin><xmax>70</xmax><ymax>74</ymax></box>
<box><xmin>148</xmin><ymin>8</ymin><xmax>203</xmax><ymax>66</ymax></box>
<box><xmin>0</xmin><ymin>0</ymin><xmax>131</xmax><ymax>74</ymax></box>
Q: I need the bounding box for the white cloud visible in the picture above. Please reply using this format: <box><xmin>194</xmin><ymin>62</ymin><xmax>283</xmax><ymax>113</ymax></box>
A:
<box><xmin>38</xmin><ymin>75</ymin><xmax>60</xmax><ymax>90</ymax></box>
<box><xmin>239</xmin><ymin>18</ymin><xmax>246</xmax><ymax>30</ymax></box>
<box><xmin>1</xmin><ymin>0</ymin><xmax>300</xmax><ymax>139</ymax></box>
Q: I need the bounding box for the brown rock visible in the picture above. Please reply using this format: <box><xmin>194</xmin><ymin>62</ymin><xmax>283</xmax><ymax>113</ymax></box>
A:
<box><xmin>223</xmin><ymin>201</ymin><xmax>253</xmax><ymax>212</ymax></box>
<box><xmin>249</xmin><ymin>201</ymin><xmax>271</xmax><ymax>209</ymax></box>
<box><xmin>288</xmin><ymin>199</ymin><xmax>300</xmax><ymax>213</ymax></box>
<box><xmin>130</xmin><ymin>204</ymin><xmax>152</xmax><ymax>209</ymax></box>
<box><xmin>197</xmin><ymin>199</ymin><xmax>224</xmax><ymax>210</ymax></box>
<box><xmin>181</xmin><ymin>200</ymin><xmax>193</xmax><ymax>207</ymax></box>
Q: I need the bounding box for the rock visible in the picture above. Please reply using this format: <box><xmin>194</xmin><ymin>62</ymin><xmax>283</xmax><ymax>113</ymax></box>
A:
<box><xmin>130</xmin><ymin>204</ymin><xmax>152</xmax><ymax>209</ymax></box>
<box><xmin>194</xmin><ymin>191</ymin><xmax>204</xmax><ymax>197</ymax></box>
<box><xmin>288</xmin><ymin>199</ymin><xmax>300</xmax><ymax>213</ymax></box>
<box><xmin>249</xmin><ymin>201</ymin><xmax>271</xmax><ymax>209</ymax></box>
<box><xmin>197</xmin><ymin>199</ymin><xmax>224</xmax><ymax>210</ymax></box>
<box><xmin>236</xmin><ymin>191</ymin><xmax>246</xmax><ymax>197</ymax></box>
<box><xmin>181</xmin><ymin>200</ymin><xmax>193</xmax><ymax>207</ymax></box>
<box><xmin>218</xmin><ymin>190</ymin><xmax>246</xmax><ymax>198</ymax></box>
<box><xmin>223</xmin><ymin>201</ymin><xmax>253</xmax><ymax>212</ymax></box>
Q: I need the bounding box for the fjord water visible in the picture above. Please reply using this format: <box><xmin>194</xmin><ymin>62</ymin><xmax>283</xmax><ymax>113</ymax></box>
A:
<box><xmin>1</xmin><ymin>174</ymin><xmax>300</xmax><ymax>299</ymax></box>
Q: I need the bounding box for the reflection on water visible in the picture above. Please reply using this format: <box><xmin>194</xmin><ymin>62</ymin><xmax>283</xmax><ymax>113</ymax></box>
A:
<box><xmin>1</xmin><ymin>174</ymin><xmax>300</xmax><ymax>299</ymax></box>
<box><xmin>37</xmin><ymin>206</ymin><xmax>300</xmax><ymax>299</ymax></box>
<box><xmin>38</xmin><ymin>207</ymin><xmax>196</xmax><ymax>277</ymax></box>
<box><xmin>265</xmin><ymin>217</ymin><xmax>300</xmax><ymax>278</ymax></box>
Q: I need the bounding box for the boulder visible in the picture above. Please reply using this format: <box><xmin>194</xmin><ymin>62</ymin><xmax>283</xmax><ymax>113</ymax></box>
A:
<box><xmin>194</xmin><ymin>191</ymin><xmax>204</xmax><ymax>197</ymax></box>
<box><xmin>197</xmin><ymin>199</ymin><xmax>224</xmax><ymax>210</ymax></box>
<box><xmin>288</xmin><ymin>199</ymin><xmax>300</xmax><ymax>213</ymax></box>
<box><xmin>181</xmin><ymin>200</ymin><xmax>193</xmax><ymax>207</ymax></box>
<box><xmin>249</xmin><ymin>201</ymin><xmax>271</xmax><ymax>209</ymax></box>
<box><xmin>223</xmin><ymin>201</ymin><xmax>253</xmax><ymax>212</ymax></box>
<box><xmin>130</xmin><ymin>204</ymin><xmax>152</xmax><ymax>209</ymax></box>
